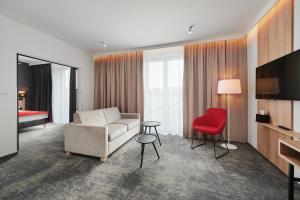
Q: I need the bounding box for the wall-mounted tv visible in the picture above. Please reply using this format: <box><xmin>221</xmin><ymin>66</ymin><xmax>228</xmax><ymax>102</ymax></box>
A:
<box><xmin>256</xmin><ymin>49</ymin><xmax>300</xmax><ymax>100</ymax></box>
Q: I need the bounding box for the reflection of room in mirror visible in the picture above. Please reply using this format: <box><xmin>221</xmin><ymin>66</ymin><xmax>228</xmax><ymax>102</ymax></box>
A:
<box><xmin>17</xmin><ymin>55</ymin><xmax>78</xmax><ymax>133</ymax></box>
<box><xmin>256</xmin><ymin>77</ymin><xmax>280</xmax><ymax>94</ymax></box>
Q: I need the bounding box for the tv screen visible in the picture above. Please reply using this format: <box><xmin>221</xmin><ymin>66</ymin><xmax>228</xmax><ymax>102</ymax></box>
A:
<box><xmin>256</xmin><ymin>49</ymin><xmax>300</xmax><ymax>100</ymax></box>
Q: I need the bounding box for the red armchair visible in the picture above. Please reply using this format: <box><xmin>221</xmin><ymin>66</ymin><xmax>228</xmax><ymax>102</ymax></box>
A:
<box><xmin>191</xmin><ymin>108</ymin><xmax>229</xmax><ymax>159</ymax></box>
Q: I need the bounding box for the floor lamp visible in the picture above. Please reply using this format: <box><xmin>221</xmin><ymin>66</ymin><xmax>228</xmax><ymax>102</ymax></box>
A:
<box><xmin>217</xmin><ymin>79</ymin><xmax>241</xmax><ymax>150</ymax></box>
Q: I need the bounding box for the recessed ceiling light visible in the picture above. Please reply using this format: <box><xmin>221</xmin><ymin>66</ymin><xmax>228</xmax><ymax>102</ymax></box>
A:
<box><xmin>98</xmin><ymin>41</ymin><xmax>107</xmax><ymax>48</ymax></box>
<box><xmin>188</xmin><ymin>25</ymin><xmax>195</xmax><ymax>34</ymax></box>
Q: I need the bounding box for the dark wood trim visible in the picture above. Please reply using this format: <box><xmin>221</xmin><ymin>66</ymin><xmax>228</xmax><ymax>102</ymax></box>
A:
<box><xmin>0</xmin><ymin>152</ymin><xmax>18</xmax><ymax>164</ymax></box>
<box><xmin>16</xmin><ymin>54</ymin><xmax>19</xmax><ymax>151</ymax></box>
<box><xmin>17</xmin><ymin>53</ymin><xmax>78</xmax><ymax>69</ymax></box>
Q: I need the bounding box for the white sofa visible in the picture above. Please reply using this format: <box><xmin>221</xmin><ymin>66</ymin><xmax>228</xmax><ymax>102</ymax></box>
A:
<box><xmin>64</xmin><ymin>107</ymin><xmax>140</xmax><ymax>161</ymax></box>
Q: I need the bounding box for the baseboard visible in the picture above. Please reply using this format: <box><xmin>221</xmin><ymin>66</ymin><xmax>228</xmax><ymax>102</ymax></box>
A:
<box><xmin>0</xmin><ymin>152</ymin><xmax>18</xmax><ymax>164</ymax></box>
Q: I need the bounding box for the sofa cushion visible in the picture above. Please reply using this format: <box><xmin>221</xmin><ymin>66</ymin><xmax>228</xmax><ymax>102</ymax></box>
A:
<box><xmin>111</xmin><ymin>118</ymin><xmax>140</xmax><ymax>129</ymax></box>
<box><xmin>74</xmin><ymin>109</ymin><xmax>107</xmax><ymax>126</ymax></box>
<box><xmin>103</xmin><ymin>107</ymin><xmax>122</xmax><ymax>123</ymax></box>
<box><xmin>106</xmin><ymin>123</ymin><xmax>127</xmax><ymax>141</ymax></box>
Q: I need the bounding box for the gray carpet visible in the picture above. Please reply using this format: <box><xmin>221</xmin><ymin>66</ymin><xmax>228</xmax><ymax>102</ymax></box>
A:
<box><xmin>0</xmin><ymin>124</ymin><xmax>298</xmax><ymax>200</ymax></box>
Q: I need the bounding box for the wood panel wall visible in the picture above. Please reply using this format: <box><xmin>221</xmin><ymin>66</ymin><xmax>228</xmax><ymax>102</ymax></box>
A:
<box><xmin>257</xmin><ymin>0</ymin><xmax>293</xmax><ymax>66</ymax></box>
<box><xmin>256</xmin><ymin>0</ymin><xmax>294</xmax><ymax>174</ymax></box>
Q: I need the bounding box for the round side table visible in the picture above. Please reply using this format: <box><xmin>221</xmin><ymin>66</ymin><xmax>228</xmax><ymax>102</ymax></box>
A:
<box><xmin>135</xmin><ymin>134</ymin><xmax>160</xmax><ymax>168</ymax></box>
<box><xmin>140</xmin><ymin>121</ymin><xmax>162</xmax><ymax>146</ymax></box>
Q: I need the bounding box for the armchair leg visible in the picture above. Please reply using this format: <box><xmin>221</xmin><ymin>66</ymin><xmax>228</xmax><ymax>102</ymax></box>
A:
<box><xmin>191</xmin><ymin>132</ymin><xmax>207</xmax><ymax>149</ymax></box>
<box><xmin>214</xmin><ymin>135</ymin><xmax>229</xmax><ymax>159</ymax></box>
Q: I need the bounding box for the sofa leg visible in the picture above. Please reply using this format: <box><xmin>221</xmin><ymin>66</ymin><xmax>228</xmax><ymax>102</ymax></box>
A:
<box><xmin>65</xmin><ymin>151</ymin><xmax>71</xmax><ymax>155</ymax></box>
<box><xmin>100</xmin><ymin>156</ymin><xmax>108</xmax><ymax>162</ymax></box>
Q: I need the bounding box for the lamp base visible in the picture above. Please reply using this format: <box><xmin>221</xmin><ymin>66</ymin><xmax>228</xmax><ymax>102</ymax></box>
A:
<box><xmin>221</xmin><ymin>143</ymin><xmax>237</xmax><ymax>150</ymax></box>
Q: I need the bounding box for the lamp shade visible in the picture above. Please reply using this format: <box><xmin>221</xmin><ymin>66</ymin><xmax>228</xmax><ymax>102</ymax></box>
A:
<box><xmin>217</xmin><ymin>79</ymin><xmax>241</xmax><ymax>94</ymax></box>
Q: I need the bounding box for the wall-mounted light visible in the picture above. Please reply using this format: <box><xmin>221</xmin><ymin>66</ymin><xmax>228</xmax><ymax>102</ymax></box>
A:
<box><xmin>18</xmin><ymin>90</ymin><xmax>26</xmax><ymax>110</ymax></box>
<box><xmin>18</xmin><ymin>90</ymin><xmax>26</xmax><ymax>100</ymax></box>
<box><xmin>188</xmin><ymin>25</ymin><xmax>195</xmax><ymax>34</ymax></box>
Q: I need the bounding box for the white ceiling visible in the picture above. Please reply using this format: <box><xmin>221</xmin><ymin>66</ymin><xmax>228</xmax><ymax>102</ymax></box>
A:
<box><xmin>0</xmin><ymin>0</ymin><xmax>276</xmax><ymax>54</ymax></box>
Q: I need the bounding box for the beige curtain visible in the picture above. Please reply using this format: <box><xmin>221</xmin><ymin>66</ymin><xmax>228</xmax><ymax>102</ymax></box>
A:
<box><xmin>183</xmin><ymin>38</ymin><xmax>247</xmax><ymax>142</ymax></box>
<box><xmin>225</xmin><ymin>38</ymin><xmax>248</xmax><ymax>142</ymax></box>
<box><xmin>94</xmin><ymin>51</ymin><xmax>144</xmax><ymax>119</ymax></box>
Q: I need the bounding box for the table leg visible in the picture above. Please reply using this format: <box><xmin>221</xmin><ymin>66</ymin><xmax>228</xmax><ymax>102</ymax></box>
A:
<box><xmin>154</xmin><ymin>126</ymin><xmax>161</xmax><ymax>146</ymax></box>
<box><xmin>144</xmin><ymin>126</ymin><xmax>147</xmax><ymax>134</ymax></box>
<box><xmin>140</xmin><ymin>144</ymin><xmax>145</xmax><ymax>168</ymax></box>
<box><xmin>149</xmin><ymin>127</ymin><xmax>151</xmax><ymax>135</ymax></box>
<box><xmin>152</xmin><ymin>142</ymin><xmax>160</xmax><ymax>159</ymax></box>
<box><xmin>288</xmin><ymin>163</ymin><xmax>294</xmax><ymax>200</ymax></box>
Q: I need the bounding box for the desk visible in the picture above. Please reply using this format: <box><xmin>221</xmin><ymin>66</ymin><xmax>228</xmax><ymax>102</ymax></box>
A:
<box><xmin>279</xmin><ymin>139</ymin><xmax>300</xmax><ymax>200</ymax></box>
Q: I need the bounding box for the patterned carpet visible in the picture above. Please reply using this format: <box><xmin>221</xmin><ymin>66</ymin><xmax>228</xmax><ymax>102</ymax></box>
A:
<box><xmin>0</xmin><ymin>124</ymin><xmax>297</xmax><ymax>200</ymax></box>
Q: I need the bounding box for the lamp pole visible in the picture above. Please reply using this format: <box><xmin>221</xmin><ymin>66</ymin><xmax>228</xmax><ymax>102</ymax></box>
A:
<box><xmin>221</xmin><ymin>94</ymin><xmax>237</xmax><ymax>150</ymax></box>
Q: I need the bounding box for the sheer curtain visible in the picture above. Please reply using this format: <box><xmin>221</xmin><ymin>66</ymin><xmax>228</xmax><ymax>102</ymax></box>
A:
<box><xmin>51</xmin><ymin>64</ymin><xmax>71</xmax><ymax>124</ymax></box>
<box><xmin>144</xmin><ymin>46</ymin><xmax>184</xmax><ymax>136</ymax></box>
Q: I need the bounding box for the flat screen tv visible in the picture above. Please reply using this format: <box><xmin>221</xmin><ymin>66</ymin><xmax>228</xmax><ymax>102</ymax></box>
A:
<box><xmin>256</xmin><ymin>49</ymin><xmax>300</xmax><ymax>100</ymax></box>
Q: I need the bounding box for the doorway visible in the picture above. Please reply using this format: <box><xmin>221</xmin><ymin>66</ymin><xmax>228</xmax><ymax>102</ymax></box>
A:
<box><xmin>17</xmin><ymin>54</ymin><xmax>78</xmax><ymax>150</ymax></box>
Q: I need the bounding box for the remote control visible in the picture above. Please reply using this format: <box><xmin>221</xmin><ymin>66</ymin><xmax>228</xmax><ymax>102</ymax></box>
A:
<box><xmin>277</xmin><ymin>125</ymin><xmax>292</xmax><ymax>131</ymax></box>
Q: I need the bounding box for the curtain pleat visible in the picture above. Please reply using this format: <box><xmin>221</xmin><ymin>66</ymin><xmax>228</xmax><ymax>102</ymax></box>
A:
<box><xmin>225</xmin><ymin>38</ymin><xmax>248</xmax><ymax>142</ymax></box>
<box><xmin>94</xmin><ymin>51</ymin><xmax>144</xmax><ymax>120</ymax></box>
<box><xmin>29</xmin><ymin>64</ymin><xmax>53</xmax><ymax>121</ymax></box>
<box><xmin>183</xmin><ymin>38</ymin><xmax>247</xmax><ymax>142</ymax></box>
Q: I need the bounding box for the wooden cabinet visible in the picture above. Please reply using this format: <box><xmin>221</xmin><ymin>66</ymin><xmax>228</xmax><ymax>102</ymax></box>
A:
<box><xmin>257</xmin><ymin>125</ymin><xmax>269</xmax><ymax>158</ymax></box>
<box><xmin>257</xmin><ymin>123</ymin><xmax>299</xmax><ymax>175</ymax></box>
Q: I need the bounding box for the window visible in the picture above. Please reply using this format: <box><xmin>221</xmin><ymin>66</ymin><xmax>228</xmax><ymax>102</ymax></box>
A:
<box><xmin>144</xmin><ymin>46</ymin><xmax>184</xmax><ymax>136</ymax></box>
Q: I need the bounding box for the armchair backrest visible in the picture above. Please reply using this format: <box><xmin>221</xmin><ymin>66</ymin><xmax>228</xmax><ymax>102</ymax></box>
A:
<box><xmin>205</xmin><ymin>108</ymin><xmax>227</xmax><ymax>129</ymax></box>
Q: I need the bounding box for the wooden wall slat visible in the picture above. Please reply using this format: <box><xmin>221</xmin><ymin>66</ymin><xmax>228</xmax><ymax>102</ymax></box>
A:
<box><xmin>257</xmin><ymin>0</ymin><xmax>293</xmax><ymax>66</ymax></box>
<box><xmin>257</xmin><ymin>100</ymin><xmax>292</xmax><ymax>128</ymax></box>
<box><xmin>257</xmin><ymin>0</ymin><xmax>293</xmax><ymax>129</ymax></box>
<box><xmin>256</xmin><ymin>0</ymin><xmax>294</xmax><ymax>175</ymax></box>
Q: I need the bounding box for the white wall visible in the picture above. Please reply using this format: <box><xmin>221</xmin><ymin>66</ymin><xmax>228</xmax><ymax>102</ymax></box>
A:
<box><xmin>247</xmin><ymin>26</ymin><xmax>258</xmax><ymax>148</ymax></box>
<box><xmin>293</xmin><ymin>0</ymin><xmax>300</xmax><ymax>177</ymax></box>
<box><xmin>0</xmin><ymin>14</ymin><xmax>94</xmax><ymax>157</ymax></box>
<box><xmin>293</xmin><ymin>0</ymin><xmax>300</xmax><ymax>132</ymax></box>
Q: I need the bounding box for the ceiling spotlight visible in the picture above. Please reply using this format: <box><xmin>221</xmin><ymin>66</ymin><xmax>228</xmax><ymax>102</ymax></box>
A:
<box><xmin>98</xmin><ymin>41</ymin><xmax>107</xmax><ymax>48</ymax></box>
<box><xmin>188</xmin><ymin>25</ymin><xmax>194</xmax><ymax>34</ymax></box>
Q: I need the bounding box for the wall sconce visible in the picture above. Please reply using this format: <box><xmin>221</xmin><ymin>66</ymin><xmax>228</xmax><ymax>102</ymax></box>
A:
<box><xmin>18</xmin><ymin>90</ymin><xmax>26</xmax><ymax>100</ymax></box>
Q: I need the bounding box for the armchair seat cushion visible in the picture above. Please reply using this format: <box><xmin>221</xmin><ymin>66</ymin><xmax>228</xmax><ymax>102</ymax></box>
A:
<box><xmin>106</xmin><ymin>124</ymin><xmax>127</xmax><ymax>141</ymax></box>
<box><xmin>193</xmin><ymin>125</ymin><xmax>220</xmax><ymax>135</ymax></box>
<box><xmin>111</xmin><ymin>118</ymin><xmax>140</xmax><ymax>129</ymax></box>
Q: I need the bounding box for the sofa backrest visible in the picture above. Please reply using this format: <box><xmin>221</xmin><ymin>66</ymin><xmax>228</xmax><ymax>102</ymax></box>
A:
<box><xmin>102</xmin><ymin>107</ymin><xmax>121</xmax><ymax>123</ymax></box>
<box><xmin>73</xmin><ymin>109</ymin><xmax>107</xmax><ymax>126</ymax></box>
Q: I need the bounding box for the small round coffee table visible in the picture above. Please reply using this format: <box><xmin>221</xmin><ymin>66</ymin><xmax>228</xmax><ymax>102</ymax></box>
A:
<box><xmin>135</xmin><ymin>134</ymin><xmax>160</xmax><ymax>168</ymax></box>
<box><xmin>140</xmin><ymin>121</ymin><xmax>162</xmax><ymax>146</ymax></box>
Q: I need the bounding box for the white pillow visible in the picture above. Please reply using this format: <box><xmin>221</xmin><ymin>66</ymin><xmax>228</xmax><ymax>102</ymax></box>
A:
<box><xmin>103</xmin><ymin>107</ymin><xmax>122</xmax><ymax>123</ymax></box>
<box><xmin>77</xmin><ymin>109</ymin><xmax>107</xmax><ymax>126</ymax></box>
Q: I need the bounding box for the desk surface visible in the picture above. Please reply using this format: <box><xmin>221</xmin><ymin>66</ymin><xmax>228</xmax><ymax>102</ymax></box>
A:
<box><xmin>279</xmin><ymin>139</ymin><xmax>300</xmax><ymax>168</ymax></box>
<box><xmin>257</xmin><ymin>122</ymin><xmax>300</xmax><ymax>139</ymax></box>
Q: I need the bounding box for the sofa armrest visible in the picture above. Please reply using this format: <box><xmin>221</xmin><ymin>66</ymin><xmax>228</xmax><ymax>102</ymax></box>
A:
<box><xmin>120</xmin><ymin>113</ymin><xmax>140</xmax><ymax>120</ymax></box>
<box><xmin>64</xmin><ymin>123</ymin><xmax>109</xmax><ymax>159</ymax></box>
